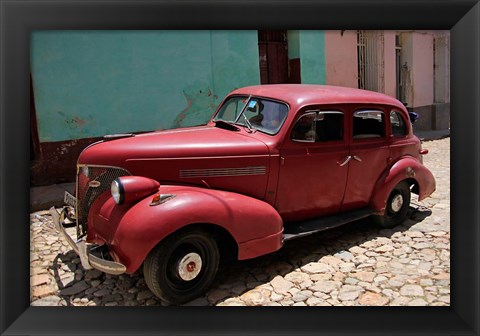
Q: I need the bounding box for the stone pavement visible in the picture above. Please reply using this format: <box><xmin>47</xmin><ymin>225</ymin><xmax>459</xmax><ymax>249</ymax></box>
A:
<box><xmin>30</xmin><ymin>138</ymin><xmax>450</xmax><ymax>306</ymax></box>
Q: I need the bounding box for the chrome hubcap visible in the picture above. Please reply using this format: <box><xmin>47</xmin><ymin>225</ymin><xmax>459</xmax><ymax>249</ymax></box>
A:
<box><xmin>391</xmin><ymin>194</ymin><xmax>404</xmax><ymax>213</ymax></box>
<box><xmin>177</xmin><ymin>252</ymin><xmax>202</xmax><ymax>281</ymax></box>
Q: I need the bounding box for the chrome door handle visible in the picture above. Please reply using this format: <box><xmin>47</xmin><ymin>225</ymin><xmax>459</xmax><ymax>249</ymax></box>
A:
<box><xmin>338</xmin><ymin>156</ymin><xmax>352</xmax><ymax>167</ymax></box>
<box><xmin>352</xmin><ymin>155</ymin><xmax>362</xmax><ymax>162</ymax></box>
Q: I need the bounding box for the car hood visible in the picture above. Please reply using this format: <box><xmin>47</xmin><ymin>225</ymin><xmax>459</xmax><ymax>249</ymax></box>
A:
<box><xmin>78</xmin><ymin>126</ymin><xmax>270</xmax><ymax>167</ymax></box>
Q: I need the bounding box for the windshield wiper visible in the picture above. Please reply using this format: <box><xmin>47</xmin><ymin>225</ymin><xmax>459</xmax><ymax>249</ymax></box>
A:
<box><xmin>242</xmin><ymin>114</ymin><xmax>254</xmax><ymax>133</ymax></box>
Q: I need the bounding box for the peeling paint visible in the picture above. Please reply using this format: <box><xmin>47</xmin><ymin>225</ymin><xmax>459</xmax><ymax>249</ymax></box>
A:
<box><xmin>73</xmin><ymin>117</ymin><xmax>86</xmax><ymax>126</ymax></box>
<box><xmin>58</xmin><ymin>139</ymin><xmax>79</xmax><ymax>155</ymax></box>
<box><xmin>172</xmin><ymin>85</ymin><xmax>218</xmax><ymax>128</ymax></box>
<box><xmin>31</xmin><ymin>31</ymin><xmax>260</xmax><ymax>142</ymax></box>
<box><xmin>57</xmin><ymin>111</ymin><xmax>91</xmax><ymax>131</ymax></box>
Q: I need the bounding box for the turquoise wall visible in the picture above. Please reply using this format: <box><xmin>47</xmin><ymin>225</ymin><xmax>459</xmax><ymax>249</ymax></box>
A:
<box><xmin>298</xmin><ymin>31</ymin><xmax>326</xmax><ymax>84</ymax></box>
<box><xmin>287</xmin><ymin>30</ymin><xmax>300</xmax><ymax>59</ymax></box>
<box><xmin>31</xmin><ymin>31</ymin><xmax>260</xmax><ymax>142</ymax></box>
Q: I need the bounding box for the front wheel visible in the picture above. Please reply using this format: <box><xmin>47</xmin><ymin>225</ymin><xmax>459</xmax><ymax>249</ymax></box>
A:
<box><xmin>144</xmin><ymin>229</ymin><xmax>219</xmax><ymax>305</ymax></box>
<box><xmin>373</xmin><ymin>181</ymin><xmax>411</xmax><ymax>228</ymax></box>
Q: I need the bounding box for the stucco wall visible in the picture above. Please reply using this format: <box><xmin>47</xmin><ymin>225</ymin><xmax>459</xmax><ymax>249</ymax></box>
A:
<box><xmin>411</xmin><ymin>32</ymin><xmax>434</xmax><ymax>108</ymax></box>
<box><xmin>399</xmin><ymin>33</ymin><xmax>414</xmax><ymax>106</ymax></box>
<box><xmin>287</xmin><ymin>30</ymin><xmax>300</xmax><ymax>59</ymax></box>
<box><xmin>31</xmin><ymin>31</ymin><xmax>260</xmax><ymax>143</ymax></box>
<box><xmin>383</xmin><ymin>31</ymin><xmax>397</xmax><ymax>98</ymax></box>
<box><xmin>433</xmin><ymin>32</ymin><xmax>450</xmax><ymax>104</ymax></box>
<box><xmin>324</xmin><ymin>30</ymin><xmax>358</xmax><ymax>88</ymax></box>
<box><xmin>400</xmin><ymin>31</ymin><xmax>434</xmax><ymax>108</ymax></box>
<box><xmin>299</xmin><ymin>31</ymin><xmax>326</xmax><ymax>84</ymax></box>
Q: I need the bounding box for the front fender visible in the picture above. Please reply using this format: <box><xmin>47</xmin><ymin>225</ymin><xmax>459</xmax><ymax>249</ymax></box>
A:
<box><xmin>89</xmin><ymin>185</ymin><xmax>283</xmax><ymax>273</ymax></box>
<box><xmin>370</xmin><ymin>156</ymin><xmax>436</xmax><ymax>213</ymax></box>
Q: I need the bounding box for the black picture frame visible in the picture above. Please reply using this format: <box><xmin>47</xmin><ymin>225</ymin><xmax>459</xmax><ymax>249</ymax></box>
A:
<box><xmin>1</xmin><ymin>0</ymin><xmax>479</xmax><ymax>335</ymax></box>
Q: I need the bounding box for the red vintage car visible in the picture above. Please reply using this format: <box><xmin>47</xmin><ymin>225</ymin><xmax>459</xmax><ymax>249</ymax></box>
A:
<box><xmin>51</xmin><ymin>84</ymin><xmax>435</xmax><ymax>304</ymax></box>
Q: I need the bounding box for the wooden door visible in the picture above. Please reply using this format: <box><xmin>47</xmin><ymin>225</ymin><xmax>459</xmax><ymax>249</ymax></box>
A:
<box><xmin>258</xmin><ymin>30</ymin><xmax>288</xmax><ymax>84</ymax></box>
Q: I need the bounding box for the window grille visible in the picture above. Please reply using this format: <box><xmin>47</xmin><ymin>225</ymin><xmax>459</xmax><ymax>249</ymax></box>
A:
<box><xmin>357</xmin><ymin>30</ymin><xmax>385</xmax><ymax>93</ymax></box>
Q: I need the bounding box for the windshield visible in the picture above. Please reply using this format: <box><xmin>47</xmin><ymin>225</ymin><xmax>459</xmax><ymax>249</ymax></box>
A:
<box><xmin>214</xmin><ymin>95</ymin><xmax>289</xmax><ymax>135</ymax></box>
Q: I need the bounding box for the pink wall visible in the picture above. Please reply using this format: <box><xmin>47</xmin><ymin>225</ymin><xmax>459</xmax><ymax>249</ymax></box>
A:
<box><xmin>324</xmin><ymin>30</ymin><xmax>358</xmax><ymax>88</ymax></box>
<box><xmin>383</xmin><ymin>31</ymin><xmax>396</xmax><ymax>98</ymax></box>
<box><xmin>412</xmin><ymin>32</ymin><xmax>434</xmax><ymax>107</ymax></box>
<box><xmin>398</xmin><ymin>32</ymin><xmax>435</xmax><ymax>108</ymax></box>
<box><xmin>324</xmin><ymin>30</ymin><xmax>438</xmax><ymax>110</ymax></box>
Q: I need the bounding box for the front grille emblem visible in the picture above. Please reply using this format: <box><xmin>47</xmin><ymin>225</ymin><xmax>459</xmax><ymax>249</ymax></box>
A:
<box><xmin>89</xmin><ymin>180</ymin><xmax>101</xmax><ymax>188</ymax></box>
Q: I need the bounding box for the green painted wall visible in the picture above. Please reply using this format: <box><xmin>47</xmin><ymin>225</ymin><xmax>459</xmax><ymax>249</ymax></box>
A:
<box><xmin>298</xmin><ymin>30</ymin><xmax>326</xmax><ymax>84</ymax></box>
<box><xmin>287</xmin><ymin>30</ymin><xmax>300</xmax><ymax>59</ymax></box>
<box><xmin>31</xmin><ymin>31</ymin><xmax>260</xmax><ymax>142</ymax></box>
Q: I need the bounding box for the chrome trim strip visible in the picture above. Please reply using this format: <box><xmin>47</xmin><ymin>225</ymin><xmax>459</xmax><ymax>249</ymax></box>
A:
<box><xmin>126</xmin><ymin>154</ymin><xmax>270</xmax><ymax>162</ymax></box>
<box><xmin>180</xmin><ymin>166</ymin><xmax>267</xmax><ymax>178</ymax></box>
<box><xmin>75</xmin><ymin>166</ymin><xmax>80</xmax><ymax>237</ymax></box>
<box><xmin>76</xmin><ymin>164</ymin><xmax>132</xmax><ymax>173</ymax></box>
<box><xmin>50</xmin><ymin>207</ymin><xmax>79</xmax><ymax>255</ymax></box>
<box><xmin>82</xmin><ymin>140</ymin><xmax>104</xmax><ymax>152</ymax></box>
<box><xmin>89</xmin><ymin>253</ymin><xmax>126</xmax><ymax>275</ymax></box>
<box><xmin>77</xmin><ymin>240</ymin><xmax>93</xmax><ymax>270</ymax></box>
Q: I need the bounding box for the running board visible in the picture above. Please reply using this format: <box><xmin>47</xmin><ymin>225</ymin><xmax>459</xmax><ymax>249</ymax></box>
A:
<box><xmin>283</xmin><ymin>208</ymin><xmax>375</xmax><ymax>242</ymax></box>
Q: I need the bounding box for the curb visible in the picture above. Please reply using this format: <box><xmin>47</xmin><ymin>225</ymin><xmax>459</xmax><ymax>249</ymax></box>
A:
<box><xmin>30</xmin><ymin>182</ymin><xmax>75</xmax><ymax>213</ymax></box>
<box><xmin>414</xmin><ymin>130</ymin><xmax>450</xmax><ymax>142</ymax></box>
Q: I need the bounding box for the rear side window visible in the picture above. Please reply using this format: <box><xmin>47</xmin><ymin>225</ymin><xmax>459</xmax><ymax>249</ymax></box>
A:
<box><xmin>292</xmin><ymin>111</ymin><xmax>344</xmax><ymax>143</ymax></box>
<box><xmin>315</xmin><ymin>111</ymin><xmax>344</xmax><ymax>141</ymax></box>
<box><xmin>353</xmin><ymin>109</ymin><xmax>385</xmax><ymax>139</ymax></box>
<box><xmin>390</xmin><ymin>111</ymin><xmax>407</xmax><ymax>137</ymax></box>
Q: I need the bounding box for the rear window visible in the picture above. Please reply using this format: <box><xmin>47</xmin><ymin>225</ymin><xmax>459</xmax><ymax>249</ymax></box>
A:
<box><xmin>390</xmin><ymin>111</ymin><xmax>408</xmax><ymax>137</ymax></box>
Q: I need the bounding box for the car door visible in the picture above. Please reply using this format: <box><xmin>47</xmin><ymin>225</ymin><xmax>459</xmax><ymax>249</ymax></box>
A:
<box><xmin>341</xmin><ymin>106</ymin><xmax>390</xmax><ymax>212</ymax></box>
<box><xmin>276</xmin><ymin>107</ymin><xmax>349</xmax><ymax>222</ymax></box>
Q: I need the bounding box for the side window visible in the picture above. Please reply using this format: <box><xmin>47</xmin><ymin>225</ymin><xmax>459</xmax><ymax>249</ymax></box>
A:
<box><xmin>316</xmin><ymin>111</ymin><xmax>344</xmax><ymax>142</ymax></box>
<box><xmin>292</xmin><ymin>111</ymin><xmax>344</xmax><ymax>143</ymax></box>
<box><xmin>353</xmin><ymin>109</ymin><xmax>385</xmax><ymax>139</ymax></box>
<box><xmin>390</xmin><ymin>111</ymin><xmax>407</xmax><ymax>137</ymax></box>
<box><xmin>291</xmin><ymin>112</ymin><xmax>316</xmax><ymax>142</ymax></box>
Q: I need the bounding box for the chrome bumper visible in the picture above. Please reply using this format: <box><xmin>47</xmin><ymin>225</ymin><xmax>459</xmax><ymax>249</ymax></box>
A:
<box><xmin>49</xmin><ymin>207</ymin><xmax>126</xmax><ymax>275</ymax></box>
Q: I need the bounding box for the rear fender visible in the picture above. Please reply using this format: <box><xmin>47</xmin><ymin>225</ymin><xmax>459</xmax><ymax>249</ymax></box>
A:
<box><xmin>90</xmin><ymin>185</ymin><xmax>283</xmax><ymax>273</ymax></box>
<box><xmin>370</xmin><ymin>156</ymin><xmax>436</xmax><ymax>213</ymax></box>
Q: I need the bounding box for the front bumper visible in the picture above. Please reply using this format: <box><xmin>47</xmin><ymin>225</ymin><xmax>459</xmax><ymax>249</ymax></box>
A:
<box><xmin>49</xmin><ymin>207</ymin><xmax>126</xmax><ymax>275</ymax></box>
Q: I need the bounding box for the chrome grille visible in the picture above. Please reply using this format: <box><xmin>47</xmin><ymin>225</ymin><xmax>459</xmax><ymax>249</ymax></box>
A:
<box><xmin>76</xmin><ymin>165</ymin><xmax>130</xmax><ymax>235</ymax></box>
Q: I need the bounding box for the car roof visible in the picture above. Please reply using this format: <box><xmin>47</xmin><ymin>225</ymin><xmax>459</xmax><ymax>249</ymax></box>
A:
<box><xmin>230</xmin><ymin>84</ymin><xmax>406</xmax><ymax>110</ymax></box>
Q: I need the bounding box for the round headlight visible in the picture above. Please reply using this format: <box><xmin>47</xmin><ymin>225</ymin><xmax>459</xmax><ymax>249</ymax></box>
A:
<box><xmin>111</xmin><ymin>179</ymin><xmax>124</xmax><ymax>204</ymax></box>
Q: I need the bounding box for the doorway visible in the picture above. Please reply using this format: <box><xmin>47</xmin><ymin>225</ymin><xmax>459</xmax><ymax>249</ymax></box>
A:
<box><xmin>258</xmin><ymin>30</ymin><xmax>289</xmax><ymax>84</ymax></box>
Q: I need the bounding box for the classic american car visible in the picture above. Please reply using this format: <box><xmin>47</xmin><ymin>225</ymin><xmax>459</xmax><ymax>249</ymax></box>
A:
<box><xmin>50</xmin><ymin>84</ymin><xmax>436</xmax><ymax>304</ymax></box>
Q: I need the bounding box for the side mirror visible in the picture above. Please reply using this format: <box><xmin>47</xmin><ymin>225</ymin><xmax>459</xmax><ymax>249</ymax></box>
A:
<box><xmin>408</xmin><ymin>112</ymin><xmax>419</xmax><ymax>124</ymax></box>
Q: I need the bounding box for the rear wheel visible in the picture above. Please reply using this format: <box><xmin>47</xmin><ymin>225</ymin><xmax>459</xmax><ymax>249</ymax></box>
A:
<box><xmin>144</xmin><ymin>229</ymin><xmax>219</xmax><ymax>305</ymax></box>
<box><xmin>373</xmin><ymin>181</ymin><xmax>411</xmax><ymax>228</ymax></box>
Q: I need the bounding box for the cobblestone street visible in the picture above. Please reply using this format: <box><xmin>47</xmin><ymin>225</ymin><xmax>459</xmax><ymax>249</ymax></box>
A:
<box><xmin>30</xmin><ymin>138</ymin><xmax>450</xmax><ymax>307</ymax></box>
